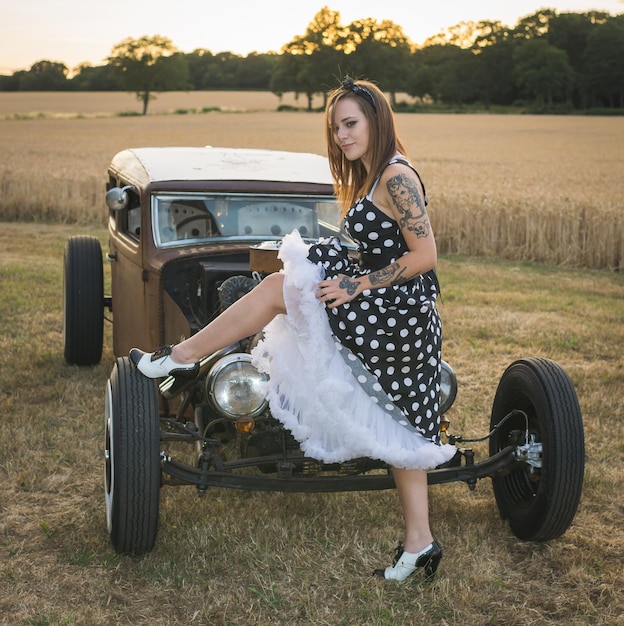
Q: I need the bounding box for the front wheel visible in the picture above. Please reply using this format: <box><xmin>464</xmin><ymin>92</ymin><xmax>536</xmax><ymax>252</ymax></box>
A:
<box><xmin>489</xmin><ymin>358</ymin><xmax>584</xmax><ymax>541</ymax></box>
<box><xmin>105</xmin><ymin>357</ymin><xmax>161</xmax><ymax>555</ymax></box>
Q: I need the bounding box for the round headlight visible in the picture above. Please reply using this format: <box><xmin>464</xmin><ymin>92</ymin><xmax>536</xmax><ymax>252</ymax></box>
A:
<box><xmin>439</xmin><ymin>360</ymin><xmax>458</xmax><ymax>415</ymax></box>
<box><xmin>206</xmin><ymin>354</ymin><xmax>268</xmax><ymax>418</ymax></box>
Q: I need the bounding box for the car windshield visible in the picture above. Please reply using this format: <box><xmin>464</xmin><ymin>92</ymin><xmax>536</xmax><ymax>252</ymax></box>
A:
<box><xmin>152</xmin><ymin>192</ymin><xmax>352</xmax><ymax>249</ymax></box>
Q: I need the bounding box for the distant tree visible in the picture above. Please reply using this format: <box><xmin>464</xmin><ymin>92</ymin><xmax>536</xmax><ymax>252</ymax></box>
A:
<box><xmin>186</xmin><ymin>49</ymin><xmax>215</xmax><ymax>90</ymax></box>
<box><xmin>270</xmin><ymin>47</ymin><xmax>301</xmax><ymax>104</ymax></box>
<box><xmin>425</xmin><ymin>20</ymin><xmax>486</xmax><ymax>49</ymax></box>
<box><xmin>408</xmin><ymin>44</ymin><xmax>477</xmax><ymax>105</ymax></box>
<box><xmin>0</xmin><ymin>70</ymin><xmax>25</xmax><ymax>91</ymax></box>
<box><xmin>513</xmin><ymin>39</ymin><xmax>575</xmax><ymax>108</ymax></box>
<box><xmin>208</xmin><ymin>52</ymin><xmax>243</xmax><ymax>89</ymax></box>
<box><xmin>467</xmin><ymin>21</ymin><xmax>519</xmax><ymax>106</ymax></box>
<box><xmin>546</xmin><ymin>11</ymin><xmax>611</xmax><ymax>106</ymax></box>
<box><xmin>473</xmin><ymin>38</ymin><xmax>518</xmax><ymax>107</ymax></box>
<box><xmin>471</xmin><ymin>20</ymin><xmax>514</xmax><ymax>48</ymax></box>
<box><xmin>582</xmin><ymin>18</ymin><xmax>624</xmax><ymax>107</ymax></box>
<box><xmin>513</xmin><ymin>9</ymin><xmax>558</xmax><ymax>40</ymax></box>
<box><xmin>107</xmin><ymin>35</ymin><xmax>190</xmax><ymax>114</ymax></box>
<box><xmin>19</xmin><ymin>60</ymin><xmax>69</xmax><ymax>90</ymax></box>
<box><xmin>272</xmin><ymin>6</ymin><xmax>346</xmax><ymax>109</ymax></box>
<box><xmin>234</xmin><ymin>52</ymin><xmax>277</xmax><ymax>90</ymax></box>
<box><xmin>343</xmin><ymin>18</ymin><xmax>412</xmax><ymax>106</ymax></box>
<box><xmin>70</xmin><ymin>63</ymin><xmax>120</xmax><ymax>91</ymax></box>
<box><xmin>547</xmin><ymin>12</ymin><xmax>607</xmax><ymax>72</ymax></box>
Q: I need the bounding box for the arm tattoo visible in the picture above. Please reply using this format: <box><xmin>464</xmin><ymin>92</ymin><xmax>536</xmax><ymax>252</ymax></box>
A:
<box><xmin>386</xmin><ymin>173</ymin><xmax>431</xmax><ymax>238</ymax></box>
<box><xmin>369</xmin><ymin>262</ymin><xmax>407</xmax><ymax>286</ymax></box>
<box><xmin>338</xmin><ymin>275</ymin><xmax>361</xmax><ymax>295</ymax></box>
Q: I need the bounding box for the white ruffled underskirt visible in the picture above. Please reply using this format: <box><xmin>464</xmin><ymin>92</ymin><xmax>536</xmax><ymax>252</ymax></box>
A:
<box><xmin>250</xmin><ymin>231</ymin><xmax>457</xmax><ymax>470</ymax></box>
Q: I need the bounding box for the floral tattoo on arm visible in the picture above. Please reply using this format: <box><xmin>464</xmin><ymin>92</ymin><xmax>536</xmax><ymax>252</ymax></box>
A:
<box><xmin>386</xmin><ymin>173</ymin><xmax>431</xmax><ymax>238</ymax></box>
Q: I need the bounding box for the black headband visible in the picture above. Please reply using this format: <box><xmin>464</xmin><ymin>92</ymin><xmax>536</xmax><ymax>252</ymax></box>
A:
<box><xmin>342</xmin><ymin>77</ymin><xmax>376</xmax><ymax>110</ymax></box>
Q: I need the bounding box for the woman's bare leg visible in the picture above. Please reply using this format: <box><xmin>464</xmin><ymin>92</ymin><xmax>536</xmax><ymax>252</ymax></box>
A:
<box><xmin>172</xmin><ymin>272</ymin><xmax>286</xmax><ymax>363</ymax></box>
<box><xmin>392</xmin><ymin>467</ymin><xmax>433</xmax><ymax>553</ymax></box>
<box><xmin>373</xmin><ymin>467</ymin><xmax>440</xmax><ymax>581</ymax></box>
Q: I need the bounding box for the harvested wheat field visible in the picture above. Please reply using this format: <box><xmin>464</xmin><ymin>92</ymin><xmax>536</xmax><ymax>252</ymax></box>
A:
<box><xmin>1</xmin><ymin>92</ymin><xmax>622</xmax><ymax>269</ymax></box>
<box><xmin>0</xmin><ymin>93</ymin><xmax>624</xmax><ymax>625</ymax></box>
<box><xmin>0</xmin><ymin>90</ymin><xmax>326</xmax><ymax>118</ymax></box>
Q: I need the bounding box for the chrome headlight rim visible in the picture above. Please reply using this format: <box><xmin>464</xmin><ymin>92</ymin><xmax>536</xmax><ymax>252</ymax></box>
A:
<box><xmin>206</xmin><ymin>353</ymin><xmax>268</xmax><ymax>419</ymax></box>
<box><xmin>439</xmin><ymin>360</ymin><xmax>458</xmax><ymax>415</ymax></box>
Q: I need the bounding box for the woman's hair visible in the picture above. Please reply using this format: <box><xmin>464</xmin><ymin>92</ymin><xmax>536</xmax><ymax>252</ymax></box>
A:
<box><xmin>324</xmin><ymin>77</ymin><xmax>409</xmax><ymax>216</ymax></box>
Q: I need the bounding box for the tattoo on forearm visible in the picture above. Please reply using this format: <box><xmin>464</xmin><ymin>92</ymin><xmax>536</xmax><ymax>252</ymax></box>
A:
<box><xmin>386</xmin><ymin>173</ymin><xmax>431</xmax><ymax>238</ymax></box>
<box><xmin>338</xmin><ymin>276</ymin><xmax>360</xmax><ymax>295</ymax></box>
<box><xmin>369</xmin><ymin>262</ymin><xmax>407</xmax><ymax>286</ymax></box>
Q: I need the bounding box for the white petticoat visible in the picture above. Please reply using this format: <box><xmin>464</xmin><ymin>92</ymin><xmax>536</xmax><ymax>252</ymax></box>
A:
<box><xmin>250</xmin><ymin>230</ymin><xmax>457</xmax><ymax>470</ymax></box>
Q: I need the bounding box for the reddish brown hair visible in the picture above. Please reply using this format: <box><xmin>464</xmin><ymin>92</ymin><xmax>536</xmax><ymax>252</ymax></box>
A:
<box><xmin>324</xmin><ymin>79</ymin><xmax>409</xmax><ymax>216</ymax></box>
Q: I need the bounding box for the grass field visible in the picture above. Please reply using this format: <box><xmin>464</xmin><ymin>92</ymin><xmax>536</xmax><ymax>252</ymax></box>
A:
<box><xmin>0</xmin><ymin>92</ymin><xmax>623</xmax><ymax>269</ymax></box>
<box><xmin>0</xmin><ymin>220</ymin><xmax>623</xmax><ymax>625</ymax></box>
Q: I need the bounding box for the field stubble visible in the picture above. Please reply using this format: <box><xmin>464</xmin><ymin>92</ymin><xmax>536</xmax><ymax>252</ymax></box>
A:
<box><xmin>0</xmin><ymin>92</ymin><xmax>623</xmax><ymax>270</ymax></box>
<box><xmin>0</xmin><ymin>222</ymin><xmax>623</xmax><ymax>625</ymax></box>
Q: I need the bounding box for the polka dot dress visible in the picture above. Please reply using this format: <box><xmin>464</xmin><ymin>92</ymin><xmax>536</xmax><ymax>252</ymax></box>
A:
<box><xmin>307</xmin><ymin>160</ymin><xmax>444</xmax><ymax>444</ymax></box>
<box><xmin>252</xmin><ymin>158</ymin><xmax>456</xmax><ymax>468</ymax></box>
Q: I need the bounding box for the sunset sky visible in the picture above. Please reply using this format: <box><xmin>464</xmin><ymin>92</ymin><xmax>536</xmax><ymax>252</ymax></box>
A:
<box><xmin>1</xmin><ymin>0</ymin><xmax>622</xmax><ymax>74</ymax></box>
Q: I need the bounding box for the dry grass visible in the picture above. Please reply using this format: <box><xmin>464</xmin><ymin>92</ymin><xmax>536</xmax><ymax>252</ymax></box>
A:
<box><xmin>0</xmin><ymin>222</ymin><xmax>623</xmax><ymax>625</ymax></box>
<box><xmin>1</xmin><ymin>92</ymin><xmax>622</xmax><ymax>270</ymax></box>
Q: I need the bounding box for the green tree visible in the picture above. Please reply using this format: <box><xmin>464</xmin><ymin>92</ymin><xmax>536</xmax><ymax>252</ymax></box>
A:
<box><xmin>19</xmin><ymin>60</ymin><xmax>68</xmax><ymax>90</ymax></box>
<box><xmin>469</xmin><ymin>21</ymin><xmax>518</xmax><ymax>107</ymax></box>
<box><xmin>186</xmin><ymin>49</ymin><xmax>215</xmax><ymax>89</ymax></box>
<box><xmin>343</xmin><ymin>18</ymin><xmax>412</xmax><ymax>106</ymax></box>
<box><xmin>513</xmin><ymin>9</ymin><xmax>558</xmax><ymax>40</ymax></box>
<box><xmin>234</xmin><ymin>53</ymin><xmax>277</xmax><ymax>90</ymax></box>
<box><xmin>425</xmin><ymin>20</ymin><xmax>489</xmax><ymax>48</ymax></box>
<box><xmin>513</xmin><ymin>38</ymin><xmax>574</xmax><ymax>108</ymax></box>
<box><xmin>0</xmin><ymin>71</ymin><xmax>24</xmax><ymax>91</ymax></box>
<box><xmin>272</xmin><ymin>6</ymin><xmax>346</xmax><ymax>109</ymax></box>
<box><xmin>547</xmin><ymin>12</ymin><xmax>608</xmax><ymax>72</ymax></box>
<box><xmin>408</xmin><ymin>44</ymin><xmax>477</xmax><ymax>105</ymax></box>
<box><xmin>582</xmin><ymin>18</ymin><xmax>624</xmax><ymax>107</ymax></box>
<box><xmin>547</xmin><ymin>11</ymin><xmax>611</xmax><ymax>106</ymax></box>
<box><xmin>472</xmin><ymin>20</ymin><xmax>513</xmax><ymax>48</ymax></box>
<box><xmin>473</xmin><ymin>38</ymin><xmax>518</xmax><ymax>107</ymax></box>
<box><xmin>70</xmin><ymin>63</ymin><xmax>120</xmax><ymax>91</ymax></box>
<box><xmin>107</xmin><ymin>35</ymin><xmax>190</xmax><ymax>114</ymax></box>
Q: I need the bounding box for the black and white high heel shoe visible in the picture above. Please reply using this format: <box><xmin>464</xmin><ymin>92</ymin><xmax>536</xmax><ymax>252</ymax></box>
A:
<box><xmin>129</xmin><ymin>345</ymin><xmax>200</xmax><ymax>379</ymax></box>
<box><xmin>373</xmin><ymin>540</ymin><xmax>442</xmax><ymax>582</ymax></box>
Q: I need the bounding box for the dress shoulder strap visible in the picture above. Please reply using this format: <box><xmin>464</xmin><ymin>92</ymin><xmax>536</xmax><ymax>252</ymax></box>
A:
<box><xmin>366</xmin><ymin>155</ymin><xmax>428</xmax><ymax>206</ymax></box>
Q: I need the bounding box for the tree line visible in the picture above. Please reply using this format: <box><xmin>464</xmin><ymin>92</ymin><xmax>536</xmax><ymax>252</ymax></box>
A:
<box><xmin>2</xmin><ymin>7</ymin><xmax>623</xmax><ymax>113</ymax></box>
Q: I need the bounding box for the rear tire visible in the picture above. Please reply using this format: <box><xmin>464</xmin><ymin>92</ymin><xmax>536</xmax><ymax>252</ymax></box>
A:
<box><xmin>489</xmin><ymin>358</ymin><xmax>584</xmax><ymax>541</ymax></box>
<box><xmin>105</xmin><ymin>357</ymin><xmax>161</xmax><ymax>555</ymax></box>
<box><xmin>63</xmin><ymin>236</ymin><xmax>104</xmax><ymax>365</ymax></box>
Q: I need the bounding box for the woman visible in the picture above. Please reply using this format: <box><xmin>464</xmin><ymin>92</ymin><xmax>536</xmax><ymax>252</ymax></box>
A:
<box><xmin>131</xmin><ymin>77</ymin><xmax>456</xmax><ymax>582</ymax></box>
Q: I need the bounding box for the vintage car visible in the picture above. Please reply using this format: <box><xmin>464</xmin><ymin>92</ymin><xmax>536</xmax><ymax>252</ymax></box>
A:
<box><xmin>63</xmin><ymin>146</ymin><xmax>585</xmax><ymax>556</ymax></box>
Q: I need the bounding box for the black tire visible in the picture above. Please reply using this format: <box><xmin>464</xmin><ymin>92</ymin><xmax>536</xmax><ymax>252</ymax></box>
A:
<box><xmin>489</xmin><ymin>357</ymin><xmax>584</xmax><ymax>541</ymax></box>
<box><xmin>63</xmin><ymin>236</ymin><xmax>104</xmax><ymax>365</ymax></box>
<box><xmin>105</xmin><ymin>357</ymin><xmax>161</xmax><ymax>555</ymax></box>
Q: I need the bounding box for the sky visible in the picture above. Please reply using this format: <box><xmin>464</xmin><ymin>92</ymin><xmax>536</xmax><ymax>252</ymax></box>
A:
<box><xmin>1</xmin><ymin>0</ymin><xmax>623</xmax><ymax>74</ymax></box>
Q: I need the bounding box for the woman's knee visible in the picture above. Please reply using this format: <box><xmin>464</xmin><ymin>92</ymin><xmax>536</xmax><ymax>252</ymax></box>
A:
<box><xmin>258</xmin><ymin>272</ymin><xmax>286</xmax><ymax>312</ymax></box>
<box><xmin>260</xmin><ymin>272</ymin><xmax>284</xmax><ymax>292</ymax></box>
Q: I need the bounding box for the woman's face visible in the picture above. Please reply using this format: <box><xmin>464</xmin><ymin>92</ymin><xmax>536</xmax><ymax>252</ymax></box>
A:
<box><xmin>332</xmin><ymin>97</ymin><xmax>371</xmax><ymax>167</ymax></box>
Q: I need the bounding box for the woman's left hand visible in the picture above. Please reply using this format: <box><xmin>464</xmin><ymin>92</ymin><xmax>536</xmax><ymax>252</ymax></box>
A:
<box><xmin>316</xmin><ymin>274</ymin><xmax>361</xmax><ymax>308</ymax></box>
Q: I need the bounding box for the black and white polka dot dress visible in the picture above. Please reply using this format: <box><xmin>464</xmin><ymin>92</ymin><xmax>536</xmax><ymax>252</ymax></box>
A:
<box><xmin>251</xmin><ymin>159</ymin><xmax>456</xmax><ymax>470</ymax></box>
